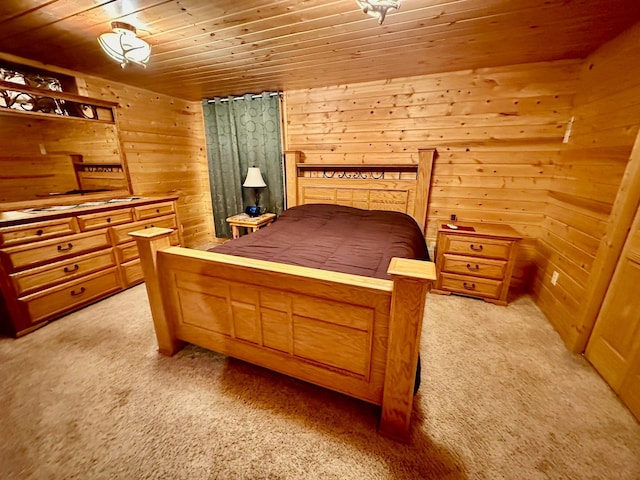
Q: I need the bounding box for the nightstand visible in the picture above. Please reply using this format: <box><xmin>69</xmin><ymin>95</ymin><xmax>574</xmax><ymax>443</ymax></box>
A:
<box><xmin>432</xmin><ymin>222</ymin><xmax>522</xmax><ymax>305</ymax></box>
<box><xmin>226</xmin><ymin>212</ymin><xmax>276</xmax><ymax>239</ymax></box>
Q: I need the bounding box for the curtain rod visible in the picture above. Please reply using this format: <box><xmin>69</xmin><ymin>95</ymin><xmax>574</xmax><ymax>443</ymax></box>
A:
<box><xmin>207</xmin><ymin>92</ymin><xmax>282</xmax><ymax>104</ymax></box>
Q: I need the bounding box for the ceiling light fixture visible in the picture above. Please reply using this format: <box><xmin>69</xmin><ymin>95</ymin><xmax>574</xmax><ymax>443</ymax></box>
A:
<box><xmin>98</xmin><ymin>22</ymin><xmax>151</xmax><ymax>68</ymax></box>
<box><xmin>356</xmin><ymin>0</ymin><xmax>401</xmax><ymax>24</ymax></box>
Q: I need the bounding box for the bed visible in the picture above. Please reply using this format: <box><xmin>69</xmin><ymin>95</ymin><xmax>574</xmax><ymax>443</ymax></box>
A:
<box><xmin>131</xmin><ymin>148</ymin><xmax>437</xmax><ymax>441</ymax></box>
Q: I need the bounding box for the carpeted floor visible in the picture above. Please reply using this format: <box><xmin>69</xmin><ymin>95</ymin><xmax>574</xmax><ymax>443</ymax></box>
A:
<box><xmin>0</xmin><ymin>286</ymin><xmax>638</xmax><ymax>480</ymax></box>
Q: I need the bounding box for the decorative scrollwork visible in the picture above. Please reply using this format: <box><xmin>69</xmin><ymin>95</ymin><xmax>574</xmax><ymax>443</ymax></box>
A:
<box><xmin>0</xmin><ymin>67</ymin><xmax>67</xmax><ymax>115</ymax></box>
<box><xmin>321</xmin><ymin>169</ymin><xmax>385</xmax><ymax>180</ymax></box>
<box><xmin>77</xmin><ymin>164</ymin><xmax>123</xmax><ymax>173</ymax></box>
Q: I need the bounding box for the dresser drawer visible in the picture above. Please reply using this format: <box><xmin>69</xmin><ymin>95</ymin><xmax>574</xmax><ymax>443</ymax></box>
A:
<box><xmin>19</xmin><ymin>267</ymin><xmax>121</xmax><ymax>323</ymax></box>
<box><xmin>135</xmin><ymin>202</ymin><xmax>175</xmax><ymax>221</ymax></box>
<box><xmin>10</xmin><ymin>249</ymin><xmax>116</xmax><ymax>295</ymax></box>
<box><xmin>116</xmin><ymin>241</ymin><xmax>139</xmax><ymax>263</ymax></box>
<box><xmin>111</xmin><ymin>215</ymin><xmax>177</xmax><ymax>244</ymax></box>
<box><xmin>77</xmin><ymin>208</ymin><xmax>133</xmax><ymax>231</ymax></box>
<box><xmin>442</xmin><ymin>234</ymin><xmax>512</xmax><ymax>260</ymax></box>
<box><xmin>441</xmin><ymin>254</ymin><xmax>507</xmax><ymax>280</ymax></box>
<box><xmin>1</xmin><ymin>230</ymin><xmax>111</xmax><ymax>271</ymax></box>
<box><xmin>121</xmin><ymin>259</ymin><xmax>144</xmax><ymax>287</ymax></box>
<box><xmin>439</xmin><ymin>273</ymin><xmax>503</xmax><ymax>299</ymax></box>
<box><xmin>0</xmin><ymin>217</ymin><xmax>78</xmax><ymax>247</ymax></box>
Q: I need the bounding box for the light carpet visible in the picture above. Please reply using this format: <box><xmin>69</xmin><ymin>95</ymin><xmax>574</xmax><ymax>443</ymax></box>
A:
<box><xmin>0</xmin><ymin>285</ymin><xmax>638</xmax><ymax>479</ymax></box>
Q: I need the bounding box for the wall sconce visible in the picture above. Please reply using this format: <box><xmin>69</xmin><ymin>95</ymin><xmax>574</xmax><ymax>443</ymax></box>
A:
<box><xmin>355</xmin><ymin>0</ymin><xmax>401</xmax><ymax>24</ymax></box>
<box><xmin>98</xmin><ymin>22</ymin><xmax>151</xmax><ymax>68</ymax></box>
<box><xmin>243</xmin><ymin>166</ymin><xmax>267</xmax><ymax>217</ymax></box>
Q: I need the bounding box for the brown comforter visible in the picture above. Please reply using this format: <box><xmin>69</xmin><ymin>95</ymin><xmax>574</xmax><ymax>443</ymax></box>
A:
<box><xmin>211</xmin><ymin>204</ymin><xmax>428</xmax><ymax>280</ymax></box>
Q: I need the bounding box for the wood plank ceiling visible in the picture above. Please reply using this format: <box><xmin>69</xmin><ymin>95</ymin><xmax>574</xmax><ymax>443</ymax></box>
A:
<box><xmin>0</xmin><ymin>0</ymin><xmax>638</xmax><ymax>101</ymax></box>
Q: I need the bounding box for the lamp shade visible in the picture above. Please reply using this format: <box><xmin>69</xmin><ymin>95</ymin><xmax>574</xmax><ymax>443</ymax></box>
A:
<box><xmin>98</xmin><ymin>22</ymin><xmax>151</xmax><ymax>68</ymax></box>
<box><xmin>243</xmin><ymin>167</ymin><xmax>266</xmax><ymax>188</ymax></box>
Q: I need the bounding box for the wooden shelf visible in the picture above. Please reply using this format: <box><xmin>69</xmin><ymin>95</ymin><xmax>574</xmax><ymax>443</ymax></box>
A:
<box><xmin>0</xmin><ymin>79</ymin><xmax>117</xmax><ymax>123</ymax></box>
<box><xmin>0</xmin><ymin>80</ymin><xmax>117</xmax><ymax>108</ymax></box>
<box><xmin>296</xmin><ymin>163</ymin><xmax>419</xmax><ymax>171</ymax></box>
<box><xmin>0</xmin><ymin>108</ymin><xmax>115</xmax><ymax>124</ymax></box>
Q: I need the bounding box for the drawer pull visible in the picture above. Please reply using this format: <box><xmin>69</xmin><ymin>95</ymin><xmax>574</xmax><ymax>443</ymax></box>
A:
<box><xmin>470</xmin><ymin>244</ymin><xmax>483</xmax><ymax>252</ymax></box>
<box><xmin>64</xmin><ymin>264</ymin><xmax>79</xmax><ymax>273</ymax></box>
<box><xmin>70</xmin><ymin>287</ymin><xmax>86</xmax><ymax>296</ymax></box>
<box><xmin>107</xmin><ymin>217</ymin><xmax>112</xmax><ymax>223</ymax></box>
<box><xmin>36</xmin><ymin>229</ymin><xmax>44</xmax><ymax>236</ymax></box>
<box><xmin>463</xmin><ymin>282</ymin><xmax>476</xmax><ymax>291</ymax></box>
<box><xmin>466</xmin><ymin>263</ymin><xmax>480</xmax><ymax>271</ymax></box>
<box><xmin>57</xmin><ymin>242</ymin><xmax>73</xmax><ymax>252</ymax></box>
<box><xmin>156</xmin><ymin>208</ymin><xmax>160</xmax><ymax>213</ymax></box>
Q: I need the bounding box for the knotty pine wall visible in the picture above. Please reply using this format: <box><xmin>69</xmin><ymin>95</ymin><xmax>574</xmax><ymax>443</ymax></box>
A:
<box><xmin>284</xmin><ymin>60</ymin><xmax>581</xmax><ymax>290</ymax></box>
<box><xmin>0</xmin><ymin>115</ymin><xmax>127</xmax><ymax>200</ymax></box>
<box><xmin>0</xmin><ymin>154</ymin><xmax>77</xmax><ymax>202</ymax></box>
<box><xmin>532</xmin><ymin>23</ymin><xmax>640</xmax><ymax>348</ymax></box>
<box><xmin>77</xmin><ymin>76</ymin><xmax>214</xmax><ymax>247</ymax></box>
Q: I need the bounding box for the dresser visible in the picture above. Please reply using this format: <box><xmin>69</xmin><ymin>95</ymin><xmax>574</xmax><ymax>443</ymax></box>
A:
<box><xmin>432</xmin><ymin>222</ymin><xmax>521</xmax><ymax>306</ymax></box>
<box><xmin>0</xmin><ymin>195</ymin><xmax>181</xmax><ymax>337</ymax></box>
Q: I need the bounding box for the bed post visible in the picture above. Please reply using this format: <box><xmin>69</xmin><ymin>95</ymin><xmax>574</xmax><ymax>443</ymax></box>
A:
<box><xmin>284</xmin><ymin>150</ymin><xmax>302</xmax><ymax>208</ymax></box>
<box><xmin>415</xmin><ymin>148</ymin><xmax>436</xmax><ymax>234</ymax></box>
<box><xmin>380</xmin><ymin>257</ymin><xmax>436</xmax><ymax>441</ymax></box>
<box><xmin>130</xmin><ymin>227</ymin><xmax>183</xmax><ymax>356</ymax></box>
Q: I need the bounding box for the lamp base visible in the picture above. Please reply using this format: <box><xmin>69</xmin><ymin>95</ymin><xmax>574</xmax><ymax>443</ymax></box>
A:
<box><xmin>245</xmin><ymin>205</ymin><xmax>261</xmax><ymax>217</ymax></box>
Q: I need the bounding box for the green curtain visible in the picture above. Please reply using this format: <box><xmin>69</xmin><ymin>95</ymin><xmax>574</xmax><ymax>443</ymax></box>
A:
<box><xmin>202</xmin><ymin>92</ymin><xmax>284</xmax><ymax>238</ymax></box>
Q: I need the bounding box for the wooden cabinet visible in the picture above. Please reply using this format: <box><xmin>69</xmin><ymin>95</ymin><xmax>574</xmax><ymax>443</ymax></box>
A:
<box><xmin>432</xmin><ymin>222</ymin><xmax>521</xmax><ymax>305</ymax></box>
<box><xmin>0</xmin><ymin>195</ymin><xmax>181</xmax><ymax>337</ymax></box>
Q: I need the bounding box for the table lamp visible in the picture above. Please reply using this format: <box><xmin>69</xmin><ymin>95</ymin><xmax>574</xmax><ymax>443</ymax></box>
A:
<box><xmin>243</xmin><ymin>166</ymin><xmax>266</xmax><ymax>217</ymax></box>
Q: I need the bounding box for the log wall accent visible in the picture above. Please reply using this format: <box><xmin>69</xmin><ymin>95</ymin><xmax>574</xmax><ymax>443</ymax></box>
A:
<box><xmin>531</xmin><ymin>23</ymin><xmax>640</xmax><ymax>349</ymax></box>
<box><xmin>284</xmin><ymin>60</ymin><xmax>581</xmax><ymax>289</ymax></box>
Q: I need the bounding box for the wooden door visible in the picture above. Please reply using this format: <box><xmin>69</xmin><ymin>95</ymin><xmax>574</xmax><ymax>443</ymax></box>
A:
<box><xmin>586</xmin><ymin>208</ymin><xmax>640</xmax><ymax>421</ymax></box>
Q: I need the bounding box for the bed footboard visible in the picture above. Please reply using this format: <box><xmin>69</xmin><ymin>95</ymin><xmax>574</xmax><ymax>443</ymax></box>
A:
<box><xmin>132</xmin><ymin>228</ymin><xmax>435</xmax><ymax>441</ymax></box>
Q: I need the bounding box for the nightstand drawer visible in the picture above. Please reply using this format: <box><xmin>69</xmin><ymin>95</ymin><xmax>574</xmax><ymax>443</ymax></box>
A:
<box><xmin>135</xmin><ymin>202</ymin><xmax>175</xmax><ymax>220</ymax></box>
<box><xmin>77</xmin><ymin>208</ymin><xmax>133</xmax><ymax>231</ymax></box>
<box><xmin>442</xmin><ymin>235</ymin><xmax>512</xmax><ymax>260</ymax></box>
<box><xmin>441</xmin><ymin>254</ymin><xmax>507</xmax><ymax>280</ymax></box>
<box><xmin>2</xmin><ymin>230</ymin><xmax>111</xmax><ymax>270</ymax></box>
<box><xmin>10</xmin><ymin>248</ymin><xmax>116</xmax><ymax>295</ymax></box>
<box><xmin>19</xmin><ymin>267</ymin><xmax>120</xmax><ymax>323</ymax></box>
<box><xmin>439</xmin><ymin>273</ymin><xmax>503</xmax><ymax>299</ymax></box>
<box><xmin>0</xmin><ymin>217</ymin><xmax>78</xmax><ymax>247</ymax></box>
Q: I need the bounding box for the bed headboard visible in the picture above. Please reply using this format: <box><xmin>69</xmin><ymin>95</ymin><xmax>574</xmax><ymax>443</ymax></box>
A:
<box><xmin>283</xmin><ymin>149</ymin><xmax>435</xmax><ymax>232</ymax></box>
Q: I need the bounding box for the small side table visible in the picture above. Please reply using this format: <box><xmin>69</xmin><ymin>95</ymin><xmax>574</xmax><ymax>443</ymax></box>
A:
<box><xmin>226</xmin><ymin>212</ymin><xmax>276</xmax><ymax>239</ymax></box>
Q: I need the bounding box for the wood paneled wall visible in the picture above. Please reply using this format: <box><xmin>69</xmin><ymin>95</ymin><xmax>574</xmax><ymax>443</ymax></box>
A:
<box><xmin>0</xmin><ymin>114</ymin><xmax>126</xmax><ymax>200</ymax></box>
<box><xmin>0</xmin><ymin>154</ymin><xmax>77</xmax><ymax>202</ymax></box>
<box><xmin>0</xmin><ymin>116</ymin><xmax>122</xmax><ymax>164</ymax></box>
<box><xmin>284</xmin><ymin>60</ymin><xmax>581</xmax><ymax>289</ymax></box>
<box><xmin>77</xmin><ymin>77</ymin><xmax>213</xmax><ymax>247</ymax></box>
<box><xmin>531</xmin><ymin>23</ymin><xmax>640</xmax><ymax>348</ymax></box>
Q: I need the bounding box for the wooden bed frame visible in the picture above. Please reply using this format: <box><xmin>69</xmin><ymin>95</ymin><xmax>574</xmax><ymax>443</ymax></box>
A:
<box><xmin>132</xmin><ymin>149</ymin><xmax>436</xmax><ymax>441</ymax></box>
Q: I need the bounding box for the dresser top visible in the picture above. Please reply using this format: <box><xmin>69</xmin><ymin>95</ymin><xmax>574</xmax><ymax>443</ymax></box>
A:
<box><xmin>0</xmin><ymin>194</ymin><xmax>178</xmax><ymax>227</ymax></box>
<box><xmin>437</xmin><ymin>221</ymin><xmax>523</xmax><ymax>240</ymax></box>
